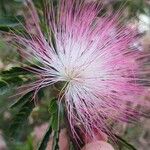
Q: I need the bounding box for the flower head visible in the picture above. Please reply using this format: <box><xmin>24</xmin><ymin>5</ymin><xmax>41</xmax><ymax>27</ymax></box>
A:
<box><xmin>9</xmin><ymin>0</ymin><xmax>149</xmax><ymax>140</ymax></box>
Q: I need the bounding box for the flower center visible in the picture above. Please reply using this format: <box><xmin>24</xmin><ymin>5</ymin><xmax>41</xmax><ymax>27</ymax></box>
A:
<box><xmin>64</xmin><ymin>67</ymin><xmax>79</xmax><ymax>82</ymax></box>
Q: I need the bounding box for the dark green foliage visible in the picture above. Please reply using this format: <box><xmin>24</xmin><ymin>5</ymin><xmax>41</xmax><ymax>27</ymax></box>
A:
<box><xmin>0</xmin><ymin>16</ymin><xmax>23</xmax><ymax>31</ymax></box>
<box><xmin>0</xmin><ymin>66</ymin><xmax>35</xmax><ymax>95</ymax></box>
<box><xmin>49</xmin><ymin>98</ymin><xmax>61</xmax><ymax>150</ymax></box>
<box><xmin>9</xmin><ymin>95</ymin><xmax>35</xmax><ymax>139</ymax></box>
<box><xmin>38</xmin><ymin>124</ymin><xmax>52</xmax><ymax>150</ymax></box>
<box><xmin>52</xmin><ymin>129</ymin><xmax>60</xmax><ymax>150</ymax></box>
<box><xmin>0</xmin><ymin>80</ymin><xmax>9</xmax><ymax>95</ymax></box>
<box><xmin>0</xmin><ymin>0</ymin><xmax>23</xmax><ymax>16</ymax></box>
<box><xmin>0</xmin><ymin>66</ymin><xmax>45</xmax><ymax>143</ymax></box>
<box><xmin>0</xmin><ymin>77</ymin><xmax>23</xmax><ymax>95</ymax></box>
<box><xmin>49</xmin><ymin>98</ymin><xmax>59</xmax><ymax>131</ymax></box>
<box><xmin>10</xmin><ymin>91</ymin><xmax>34</xmax><ymax>108</ymax></box>
<box><xmin>0</xmin><ymin>67</ymin><xmax>31</xmax><ymax>77</ymax></box>
<box><xmin>37</xmin><ymin>98</ymin><xmax>63</xmax><ymax>150</ymax></box>
<box><xmin>0</xmin><ymin>77</ymin><xmax>23</xmax><ymax>96</ymax></box>
<box><xmin>6</xmin><ymin>136</ymin><xmax>34</xmax><ymax>150</ymax></box>
<box><xmin>0</xmin><ymin>16</ymin><xmax>22</xmax><ymax>27</ymax></box>
<box><xmin>3</xmin><ymin>76</ymin><xmax>23</xmax><ymax>84</ymax></box>
<box><xmin>0</xmin><ymin>69</ymin><xmax>23</xmax><ymax>95</ymax></box>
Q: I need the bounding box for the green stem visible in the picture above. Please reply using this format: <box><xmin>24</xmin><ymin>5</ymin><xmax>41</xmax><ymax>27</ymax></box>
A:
<box><xmin>115</xmin><ymin>134</ymin><xmax>137</xmax><ymax>150</ymax></box>
<box><xmin>38</xmin><ymin>124</ymin><xmax>52</xmax><ymax>150</ymax></box>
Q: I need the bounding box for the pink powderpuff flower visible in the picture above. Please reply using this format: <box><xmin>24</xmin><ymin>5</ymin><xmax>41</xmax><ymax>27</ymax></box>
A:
<box><xmin>7</xmin><ymin>0</ymin><xmax>150</xmax><ymax>141</ymax></box>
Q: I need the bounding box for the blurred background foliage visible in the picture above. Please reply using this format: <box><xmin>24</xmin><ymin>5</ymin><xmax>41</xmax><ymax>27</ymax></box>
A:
<box><xmin>0</xmin><ymin>0</ymin><xmax>150</xmax><ymax>150</ymax></box>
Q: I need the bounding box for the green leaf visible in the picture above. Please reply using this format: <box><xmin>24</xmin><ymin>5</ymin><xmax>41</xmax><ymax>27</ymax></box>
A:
<box><xmin>10</xmin><ymin>89</ymin><xmax>44</xmax><ymax>109</ymax></box>
<box><xmin>115</xmin><ymin>134</ymin><xmax>137</xmax><ymax>150</ymax></box>
<box><xmin>0</xmin><ymin>67</ymin><xmax>32</xmax><ymax>77</ymax></box>
<box><xmin>48</xmin><ymin>98</ymin><xmax>63</xmax><ymax>150</ymax></box>
<box><xmin>26</xmin><ymin>135</ymin><xmax>34</xmax><ymax>150</ymax></box>
<box><xmin>0</xmin><ymin>18</ymin><xmax>19</xmax><ymax>27</ymax></box>
<box><xmin>0</xmin><ymin>17</ymin><xmax>22</xmax><ymax>31</ymax></box>
<box><xmin>0</xmin><ymin>77</ymin><xmax>23</xmax><ymax>94</ymax></box>
<box><xmin>38</xmin><ymin>124</ymin><xmax>52</xmax><ymax>150</ymax></box>
<box><xmin>3</xmin><ymin>76</ymin><xmax>23</xmax><ymax>85</ymax></box>
<box><xmin>0</xmin><ymin>0</ymin><xmax>7</xmax><ymax>15</ymax></box>
<box><xmin>38</xmin><ymin>98</ymin><xmax>62</xmax><ymax>150</ymax></box>
<box><xmin>0</xmin><ymin>15</ymin><xmax>23</xmax><ymax>26</ymax></box>
<box><xmin>10</xmin><ymin>91</ymin><xmax>33</xmax><ymax>109</ymax></box>
<box><xmin>0</xmin><ymin>26</ymin><xmax>10</xmax><ymax>31</ymax></box>
<box><xmin>0</xmin><ymin>80</ymin><xmax>9</xmax><ymax>95</ymax></box>
<box><xmin>9</xmin><ymin>96</ymin><xmax>35</xmax><ymax>139</ymax></box>
<box><xmin>52</xmin><ymin>128</ymin><xmax>60</xmax><ymax>150</ymax></box>
<box><xmin>0</xmin><ymin>76</ymin><xmax>23</xmax><ymax>95</ymax></box>
<box><xmin>0</xmin><ymin>67</ymin><xmax>35</xmax><ymax>93</ymax></box>
<box><xmin>49</xmin><ymin>98</ymin><xmax>58</xmax><ymax>131</ymax></box>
